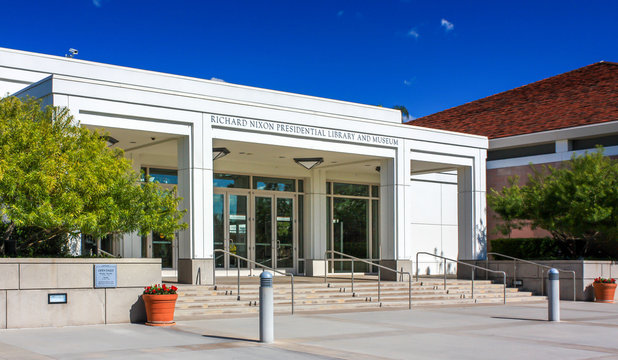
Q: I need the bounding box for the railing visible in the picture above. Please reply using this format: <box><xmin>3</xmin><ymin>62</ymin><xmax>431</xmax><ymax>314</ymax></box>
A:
<box><xmin>212</xmin><ymin>249</ymin><xmax>295</xmax><ymax>314</ymax></box>
<box><xmin>486</xmin><ymin>252</ymin><xmax>576</xmax><ymax>301</ymax></box>
<box><xmin>416</xmin><ymin>252</ymin><xmax>507</xmax><ymax>304</ymax></box>
<box><xmin>324</xmin><ymin>250</ymin><xmax>412</xmax><ymax>309</ymax></box>
<box><xmin>96</xmin><ymin>249</ymin><xmax>118</xmax><ymax>258</ymax></box>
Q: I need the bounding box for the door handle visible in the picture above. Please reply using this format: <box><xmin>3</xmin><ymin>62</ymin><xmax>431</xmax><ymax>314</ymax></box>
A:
<box><xmin>276</xmin><ymin>240</ymin><xmax>281</xmax><ymax>249</ymax></box>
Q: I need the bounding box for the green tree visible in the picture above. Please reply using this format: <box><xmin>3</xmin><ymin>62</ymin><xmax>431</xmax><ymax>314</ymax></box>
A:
<box><xmin>392</xmin><ymin>105</ymin><xmax>410</xmax><ymax>122</ymax></box>
<box><xmin>488</xmin><ymin>148</ymin><xmax>618</xmax><ymax>258</ymax></box>
<box><xmin>0</xmin><ymin>96</ymin><xmax>187</xmax><ymax>256</ymax></box>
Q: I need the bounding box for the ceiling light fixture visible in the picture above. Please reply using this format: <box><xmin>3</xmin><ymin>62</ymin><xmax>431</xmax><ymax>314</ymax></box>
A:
<box><xmin>212</xmin><ymin>147</ymin><xmax>230</xmax><ymax>160</ymax></box>
<box><xmin>294</xmin><ymin>157</ymin><xmax>324</xmax><ymax>170</ymax></box>
<box><xmin>102</xmin><ymin>135</ymin><xmax>119</xmax><ymax>146</ymax></box>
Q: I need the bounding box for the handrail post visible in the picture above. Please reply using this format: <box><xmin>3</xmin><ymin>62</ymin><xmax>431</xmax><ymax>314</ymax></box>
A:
<box><xmin>237</xmin><ymin>264</ymin><xmax>241</xmax><ymax>300</ymax></box>
<box><xmin>291</xmin><ymin>274</ymin><xmax>294</xmax><ymax>314</ymax></box>
<box><xmin>415</xmin><ymin>253</ymin><xmax>419</xmax><ymax>282</ymax></box>
<box><xmin>324</xmin><ymin>251</ymin><xmax>328</xmax><ymax>283</ymax></box>
<box><xmin>378</xmin><ymin>267</ymin><xmax>381</xmax><ymax>303</ymax></box>
<box><xmin>351</xmin><ymin>260</ymin><xmax>355</xmax><ymax>296</ymax></box>
<box><xmin>513</xmin><ymin>259</ymin><xmax>517</xmax><ymax>287</ymax></box>
<box><xmin>541</xmin><ymin>269</ymin><xmax>545</xmax><ymax>296</ymax></box>
<box><xmin>503</xmin><ymin>272</ymin><xmax>506</xmax><ymax>304</ymax></box>
<box><xmin>443</xmin><ymin>258</ymin><xmax>447</xmax><ymax>290</ymax></box>
<box><xmin>572</xmin><ymin>271</ymin><xmax>576</xmax><ymax>301</ymax></box>
<box><xmin>471</xmin><ymin>268</ymin><xmax>475</xmax><ymax>299</ymax></box>
<box><xmin>408</xmin><ymin>273</ymin><xmax>412</xmax><ymax>309</ymax></box>
<box><xmin>213</xmin><ymin>253</ymin><xmax>217</xmax><ymax>289</ymax></box>
<box><xmin>485</xmin><ymin>257</ymin><xmax>489</xmax><ymax>280</ymax></box>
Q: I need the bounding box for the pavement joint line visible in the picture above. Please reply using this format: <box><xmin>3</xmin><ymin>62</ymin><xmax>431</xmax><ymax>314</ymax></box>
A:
<box><xmin>272</xmin><ymin>340</ymin><xmax>394</xmax><ymax>360</ymax></box>
<box><xmin>482</xmin><ymin>332</ymin><xmax>618</xmax><ymax>356</ymax></box>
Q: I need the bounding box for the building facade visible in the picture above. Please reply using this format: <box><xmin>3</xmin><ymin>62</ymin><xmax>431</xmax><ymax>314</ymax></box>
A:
<box><xmin>0</xmin><ymin>48</ymin><xmax>488</xmax><ymax>283</ymax></box>
<box><xmin>411</xmin><ymin>61</ymin><xmax>618</xmax><ymax>240</ymax></box>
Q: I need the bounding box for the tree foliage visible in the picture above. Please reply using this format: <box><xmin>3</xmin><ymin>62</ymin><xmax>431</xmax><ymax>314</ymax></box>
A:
<box><xmin>488</xmin><ymin>148</ymin><xmax>618</xmax><ymax>258</ymax></box>
<box><xmin>0</xmin><ymin>96</ymin><xmax>187</xmax><ymax>256</ymax></box>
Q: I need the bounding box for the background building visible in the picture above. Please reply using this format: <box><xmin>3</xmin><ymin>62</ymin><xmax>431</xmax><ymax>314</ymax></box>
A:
<box><xmin>411</xmin><ymin>61</ymin><xmax>618</xmax><ymax>240</ymax></box>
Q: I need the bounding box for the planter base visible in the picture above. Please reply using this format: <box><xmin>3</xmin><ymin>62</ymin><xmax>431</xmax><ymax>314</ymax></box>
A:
<box><xmin>145</xmin><ymin>321</ymin><xmax>176</xmax><ymax>327</ymax></box>
<box><xmin>593</xmin><ymin>282</ymin><xmax>616</xmax><ymax>303</ymax></box>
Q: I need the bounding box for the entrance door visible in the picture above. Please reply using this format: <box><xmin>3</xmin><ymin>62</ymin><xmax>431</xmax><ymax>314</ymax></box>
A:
<box><xmin>213</xmin><ymin>190</ymin><xmax>250</xmax><ymax>269</ymax></box>
<box><xmin>214</xmin><ymin>190</ymin><xmax>295</xmax><ymax>271</ymax></box>
<box><xmin>253</xmin><ymin>195</ymin><xmax>295</xmax><ymax>270</ymax></box>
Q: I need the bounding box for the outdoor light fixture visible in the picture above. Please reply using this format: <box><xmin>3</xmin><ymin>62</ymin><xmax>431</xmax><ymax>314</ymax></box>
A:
<box><xmin>212</xmin><ymin>147</ymin><xmax>230</xmax><ymax>160</ymax></box>
<box><xmin>294</xmin><ymin>157</ymin><xmax>324</xmax><ymax>170</ymax></box>
<box><xmin>102</xmin><ymin>135</ymin><xmax>119</xmax><ymax>146</ymax></box>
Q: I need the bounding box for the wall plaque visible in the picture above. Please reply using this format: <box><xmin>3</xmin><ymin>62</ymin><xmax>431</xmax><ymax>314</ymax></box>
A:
<box><xmin>94</xmin><ymin>264</ymin><xmax>117</xmax><ymax>288</ymax></box>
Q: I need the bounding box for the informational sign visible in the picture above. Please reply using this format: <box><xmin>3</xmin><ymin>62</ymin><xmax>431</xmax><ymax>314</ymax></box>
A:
<box><xmin>209</xmin><ymin>114</ymin><xmax>400</xmax><ymax>147</ymax></box>
<box><xmin>48</xmin><ymin>293</ymin><xmax>67</xmax><ymax>304</ymax></box>
<box><xmin>94</xmin><ymin>264</ymin><xmax>117</xmax><ymax>288</ymax></box>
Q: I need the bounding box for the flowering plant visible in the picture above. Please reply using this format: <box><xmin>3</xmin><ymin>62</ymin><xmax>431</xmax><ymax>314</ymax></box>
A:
<box><xmin>593</xmin><ymin>277</ymin><xmax>616</xmax><ymax>284</ymax></box>
<box><xmin>143</xmin><ymin>284</ymin><xmax>178</xmax><ymax>295</ymax></box>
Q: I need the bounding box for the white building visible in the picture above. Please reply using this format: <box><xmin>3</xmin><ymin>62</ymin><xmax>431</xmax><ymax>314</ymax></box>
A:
<box><xmin>0</xmin><ymin>47</ymin><xmax>488</xmax><ymax>283</ymax></box>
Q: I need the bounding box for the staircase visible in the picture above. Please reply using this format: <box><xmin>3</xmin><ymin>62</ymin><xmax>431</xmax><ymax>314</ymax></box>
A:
<box><xmin>174</xmin><ymin>276</ymin><xmax>545</xmax><ymax>320</ymax></box>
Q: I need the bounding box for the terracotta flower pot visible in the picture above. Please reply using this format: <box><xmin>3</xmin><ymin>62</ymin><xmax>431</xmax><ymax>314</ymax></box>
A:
<box><xmin>143</xmin><ymin>294</ymin><xmax>178</xmax><ymax>326</ymax></box>
<box><xmin>593</xmin><ymin>282</ymin><xmax>617</xmax><ymax>303</ymax></box>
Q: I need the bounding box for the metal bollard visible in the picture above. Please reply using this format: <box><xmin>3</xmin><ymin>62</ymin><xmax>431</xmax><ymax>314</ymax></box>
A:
<box><xmin>548</xmin><ymin>268</ymin><xmax>560</xmax><ymax>322</ymax></box>
<box><xmin>259</xmin><ymin>271</ymin><xmax>274</xmax><ymax>343</ymax></box>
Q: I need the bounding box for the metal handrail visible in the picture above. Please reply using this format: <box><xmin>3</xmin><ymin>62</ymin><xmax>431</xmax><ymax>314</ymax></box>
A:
<box><xmin>96</xmin><ymin>249</ymin><xmax>118</xmax><ymax>258</ymax></box>
<box><xmin>486</xmin><ymin>252</ymin><xmax>576</xmax><ymax>301</ymax></box>
<box><xmin>213</xmin><ymin>249</ymin><xmax>295</xmax><ymax>315</ymax></box>
<box><xmin>324</xmin><ymin>250</ymin><xmax>412</xmax><ymax>309</ymax></box>
<box><xmin>416</xmin><ymin>252</ymin><xmax>507</xmax><ymax>304</ymax></box>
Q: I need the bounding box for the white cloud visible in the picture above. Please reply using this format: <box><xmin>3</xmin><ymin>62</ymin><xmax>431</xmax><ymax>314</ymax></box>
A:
<box><xmin>407</xmin><ymin>29</ymin><xmax>420</xmax><ymax>39</ymax></box>
<box><xmin>441</xmin><ymin>18</ymin><xmax>454</xmax><ymax>32</ymax></box>
<box><xmin>403</xmin><ymin>77</ymin><xmax>415</xmax><ymax>86</ymax></box>
<box><xmin>92</xmin><ymin>0</ymin><xmax>102</xmax><ymax>7</ymax></box>
<box><xmin>337</xmin><ymin>10</ymin><xmax>344</xmax><ymax>17</ymax></box>
<box><xmin>210</xmin><ymin>77</ymin><xmax>226</xmax><ymax>83</ymax></box>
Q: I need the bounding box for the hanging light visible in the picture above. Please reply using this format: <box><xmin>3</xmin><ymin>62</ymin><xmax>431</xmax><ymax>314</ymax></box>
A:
<box><xmin>212</xmin><ymin>147</ymin><xmax>230</xmax><ymax>160</ymax></box>
<box><xmin>102</xmin><ymin>135</ymin><xmax>119</xmax><ymax>147</ymax></box>
<box><xmin>294</xmin><ymin>157</ymin><xmax>324</xmax><ymax>170</ymax></box>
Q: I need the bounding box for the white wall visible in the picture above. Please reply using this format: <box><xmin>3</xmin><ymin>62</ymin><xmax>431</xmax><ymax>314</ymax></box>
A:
<box><xmin>409</xmin><ymin>172</ymin><xmax>458</xmax><ymax>275</ymax></box>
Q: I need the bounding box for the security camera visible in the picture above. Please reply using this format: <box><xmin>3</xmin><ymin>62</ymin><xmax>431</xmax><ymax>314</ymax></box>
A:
<box><xmin>69</xmin><ymin>48</ymin><xmax>78</xmax><ymax>55</ymax></box>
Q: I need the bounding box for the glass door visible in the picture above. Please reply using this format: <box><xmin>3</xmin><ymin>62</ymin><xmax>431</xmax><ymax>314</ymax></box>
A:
<box><xmin>213</xmin><ymin>190</ymin><xmax>249</xmax><ymax>269</ymax></box>
<box><xmin>254</xmin><ymin>196</ymin><xmax>273</xmax><ymax>268</ymax></box>
<box><xmin>253</xmin><ymin>195</ymin><xmax>295</xmax><ymax>270</ymax></box>
<box><xmin>276</xmin><ymin>197</ymin><xmax>294</xmax><ymax>269</ymax></box>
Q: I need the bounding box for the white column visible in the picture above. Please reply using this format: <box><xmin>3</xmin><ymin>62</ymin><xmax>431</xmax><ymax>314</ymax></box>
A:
<box><xmin>457</xmin><ymin>150</ymin><xmax>487</xmax><ymax>260</ymax></box>
<box><xmin>177</xmin><ymin>116</ymin><xmax>214</xmax><ymax>284</ymax></box>
<box><xmin>305</xmin><ymin>169</ymin><xmax>327</xmax><ymax>276</ymax></box>
<box><xmin>379</xmin><ymin>158</ymin><xmax>396</xmax><ymax>260</ymax></box>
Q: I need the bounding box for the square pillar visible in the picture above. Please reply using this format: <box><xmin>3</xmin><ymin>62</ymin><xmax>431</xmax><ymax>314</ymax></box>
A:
<box><xmin>177</xmin><ymin>117</ymin><xmax>215</xmax><ymax>284</ymax></box>
<box><xmin>457</xmin><ymin>160</ymin><xmax>487</xmax><ymax>261</ymax></box>
<box><xmin>305</xmin><ymin>169</ymin><xmax>327</xmax><ymax>276</ymax></box>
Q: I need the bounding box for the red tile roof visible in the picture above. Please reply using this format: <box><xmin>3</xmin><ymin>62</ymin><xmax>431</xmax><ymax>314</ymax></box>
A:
<box><xmin>408</xmin><ymin>62</ymin><xmax>618</xmax><ymax>139</ymax></box>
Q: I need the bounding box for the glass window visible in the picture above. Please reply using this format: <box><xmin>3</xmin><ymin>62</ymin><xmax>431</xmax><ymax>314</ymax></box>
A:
<box><xmin>333</xmin><ymin>183</ymin><xmax>369</xmax><ymax>197</ymax></box>
<box><xmin>298</xmin><ymin>180</ymin><xmax>304</xmax><ymax>193</ymax></box>
<box><xmin>371</xmin><ymin>185</ymin><xmax>379</xmax><ymax>198</ymax></box>
<box><xmin>139</xmin><ymin>167</ymin><xmax>147</xmax><ymax>182</ymax></box>
<box><xmin>298</xmin><ymin>195</ymin><xmax>304</xmax><ymax>259</ymax></box>
<box><xmin>213</xmin><ymin>173</ymin><xmax>250</xmax><ymax>188</ymax></box>
<box><xmin>148</xmin><ymin>168</ymin><xmax>178</xmax><ymax>185</ymax></box>
<box><xmin>253</xmin><ymin>176</ymin><xmax>295</xmax><ymax>192</ymax></box>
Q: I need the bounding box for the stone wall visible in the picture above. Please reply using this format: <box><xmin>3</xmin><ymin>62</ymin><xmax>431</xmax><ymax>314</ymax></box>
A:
<box><xmin>460</xmin><ymin>259</ymin><xmax>617</xmax><ymax>301</ymax></box>
<box><xmin>0</xmin><ymin>258</ymin><xmax>161</xmax><ymax>328</ymax></box>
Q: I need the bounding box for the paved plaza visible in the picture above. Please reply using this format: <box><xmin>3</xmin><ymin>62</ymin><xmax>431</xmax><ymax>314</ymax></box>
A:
<box><xmin>1</xmin><ymin>301</ymin><xmax>617</xmax><ymax>359</ymax></box>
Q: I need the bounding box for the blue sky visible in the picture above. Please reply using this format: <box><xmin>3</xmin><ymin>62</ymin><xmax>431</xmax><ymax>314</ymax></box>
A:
<box><xmin>1</xmin><ymin>1</ymin><xmax>616</xmax><ymax>119</ymax></box>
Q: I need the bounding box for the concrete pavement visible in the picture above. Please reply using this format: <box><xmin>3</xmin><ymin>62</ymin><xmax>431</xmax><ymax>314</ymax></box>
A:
<box><xmin>1</xmin><ymin>301</ymin><xmax>617</xmax><ymax>359</ymax></box>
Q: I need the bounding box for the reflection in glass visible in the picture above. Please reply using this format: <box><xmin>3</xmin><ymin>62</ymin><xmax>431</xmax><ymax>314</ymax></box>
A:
<box><xmin>213</xmin><ymin>173</ymin><xmax>250</xmax><ymax>188</ymax></box>
<box><xmin>276</xmin><ymin>198</ymin><xmax>294</xmax><ymax>268</ymax></box>
<box><xmin>333</xmin><ymin>183</ymin><xmax>369</xmax><ymax>197</ymax></box>
<box><xmin>229</xmin><ymin>195</ymin><xmax>248</xmax><ymax>268</ymax></box>
<box><xmin>255</xmin><ymin>197</ymin><xmax>272</xmax><ymax>267</ymax></box>
<box><xmin>213</xmin><ymin>194</ymin><xmax>225</xmax><ymax>268</ymax></box>
<box><xmin>333</xmin><ymin>198</ymin><xmax>368</xmax><ymax>272</ymax></box>
<box><xmin>253</xmin><ymin>177</ymin><xmax>295</xmax><ymax>192</ymax></box>
<box><xmin>152</xmin><ymin>232</ymin><xmax>173</xmax><ymax>268</ymax></box>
